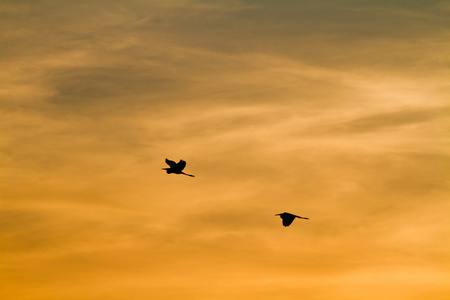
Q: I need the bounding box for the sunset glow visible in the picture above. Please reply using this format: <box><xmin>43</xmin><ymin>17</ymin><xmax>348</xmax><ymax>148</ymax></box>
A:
<box><xmin>1</xmin><ymin>1</ymin><xmax>449</xmax><ymax>299</ymax></box>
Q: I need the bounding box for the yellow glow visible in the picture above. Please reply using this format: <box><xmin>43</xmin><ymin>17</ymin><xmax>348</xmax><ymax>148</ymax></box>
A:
<box><xmin>1</xmin><ymin>1</ymin><xmax>449</xmax><ymax>299</ymax></box>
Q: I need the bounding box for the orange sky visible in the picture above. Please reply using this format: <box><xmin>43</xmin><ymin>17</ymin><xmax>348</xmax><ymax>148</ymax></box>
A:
<box><xmin>1</xmin><ymin>1</ymin><xmax>449</xmax><ymax>299</ymax></box>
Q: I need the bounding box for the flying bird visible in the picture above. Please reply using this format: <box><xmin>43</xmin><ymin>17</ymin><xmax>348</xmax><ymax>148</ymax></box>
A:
<box><xmin>162</xmin><ymin>158</ymin><xmax>195</xmax><ymax>177</ymax></box>
<box><xmin>276</xmin><ymin>212</ymin><xmax>309</xmax><ymax>227</ymax></box>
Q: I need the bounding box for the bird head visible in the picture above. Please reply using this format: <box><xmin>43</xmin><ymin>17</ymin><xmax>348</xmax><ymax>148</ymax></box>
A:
<box><xmin>275</xmin><ymin>212</ymin><xmax>288</xmax><ymax>216</ymax></box>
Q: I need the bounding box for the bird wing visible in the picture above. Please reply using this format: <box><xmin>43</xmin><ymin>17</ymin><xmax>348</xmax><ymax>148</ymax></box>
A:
<box><xmin>282</xmin><ymin>217</ymin><xmax>295</xmax><ymax>227</ymax></box>
<box><xmin>165</xmin><ymin>159</ymin><xmax>177</xmax><ymax>168</ymax></box>
<box><xmin>176</xmin><ymin>160</ymin><xmax>187</xmax><ymax>171</ymax></box>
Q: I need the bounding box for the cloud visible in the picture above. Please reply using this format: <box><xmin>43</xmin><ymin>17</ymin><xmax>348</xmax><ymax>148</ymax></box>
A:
<box><xmin>314</xmin><ymin>106</ymin><xmax>449</xmax><ymax>134</ymax></box>
<box><xmin>1</xmin><ymin>1</ymin><xmax>449</xmax><ymax>299</ymax></box>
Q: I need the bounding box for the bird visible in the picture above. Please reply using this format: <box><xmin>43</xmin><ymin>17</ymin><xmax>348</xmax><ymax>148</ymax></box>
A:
<box><xmin>275</xmin><ymin>212</ymin><xmax>309</xmax><ymax>227</ymax></box>
<box><xmin>162</xmin><ymin>158</ymin><xmax>195</xmax><ymax>177</ymax></box>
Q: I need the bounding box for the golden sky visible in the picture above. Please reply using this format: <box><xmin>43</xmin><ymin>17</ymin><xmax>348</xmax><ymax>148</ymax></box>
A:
<box><xmin>1</xmin><ymin>1</ymin><xmax>449</xmax><ymax>299</ymax></box>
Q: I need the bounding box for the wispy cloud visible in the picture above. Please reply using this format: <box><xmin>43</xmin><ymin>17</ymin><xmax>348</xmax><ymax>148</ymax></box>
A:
<box><xmin>1</xmin><ymin>1</ymin><xmax>449</xmax><ymax>299</ymax></box>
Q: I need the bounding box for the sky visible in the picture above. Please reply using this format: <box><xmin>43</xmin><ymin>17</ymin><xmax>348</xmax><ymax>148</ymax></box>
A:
<box><xmin>1</xmin><ymin>0</ymin><xmax>449</xmax><ymax>299</ymax></box>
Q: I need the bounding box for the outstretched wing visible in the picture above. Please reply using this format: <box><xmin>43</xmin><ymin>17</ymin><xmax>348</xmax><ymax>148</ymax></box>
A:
<box><xmin>165</xmin><ymin>159</ymin><xmax>177</xmax><ymax>168</ymax></box>
<box><xmin>175</xmin><ymin>160</ymin><xmax>187</xmax><ymax>172</ymax></box>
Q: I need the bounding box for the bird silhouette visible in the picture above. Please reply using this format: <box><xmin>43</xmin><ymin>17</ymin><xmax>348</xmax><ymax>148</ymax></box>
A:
<box><xmin>276</xmin><ymin>212</ymin><xmax>309</xmax><ymax>227</ymax></box>
<box><xmin>162</xmin><ymin>158</ymin><xmax>195</xmax><ymax>177</ymax></box>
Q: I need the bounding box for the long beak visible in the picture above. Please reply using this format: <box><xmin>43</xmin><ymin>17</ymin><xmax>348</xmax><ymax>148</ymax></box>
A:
<box><xmin>275</xmin><ymin>214</ymin><xmax>281</xmax><ymax>216</ymax></box>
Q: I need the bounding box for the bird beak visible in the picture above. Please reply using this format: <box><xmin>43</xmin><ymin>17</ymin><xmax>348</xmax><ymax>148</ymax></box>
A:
<box><xmin>275</xmin><ymin>214</ymin><xmax>280</xmax><ymax>216</ymax></box>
